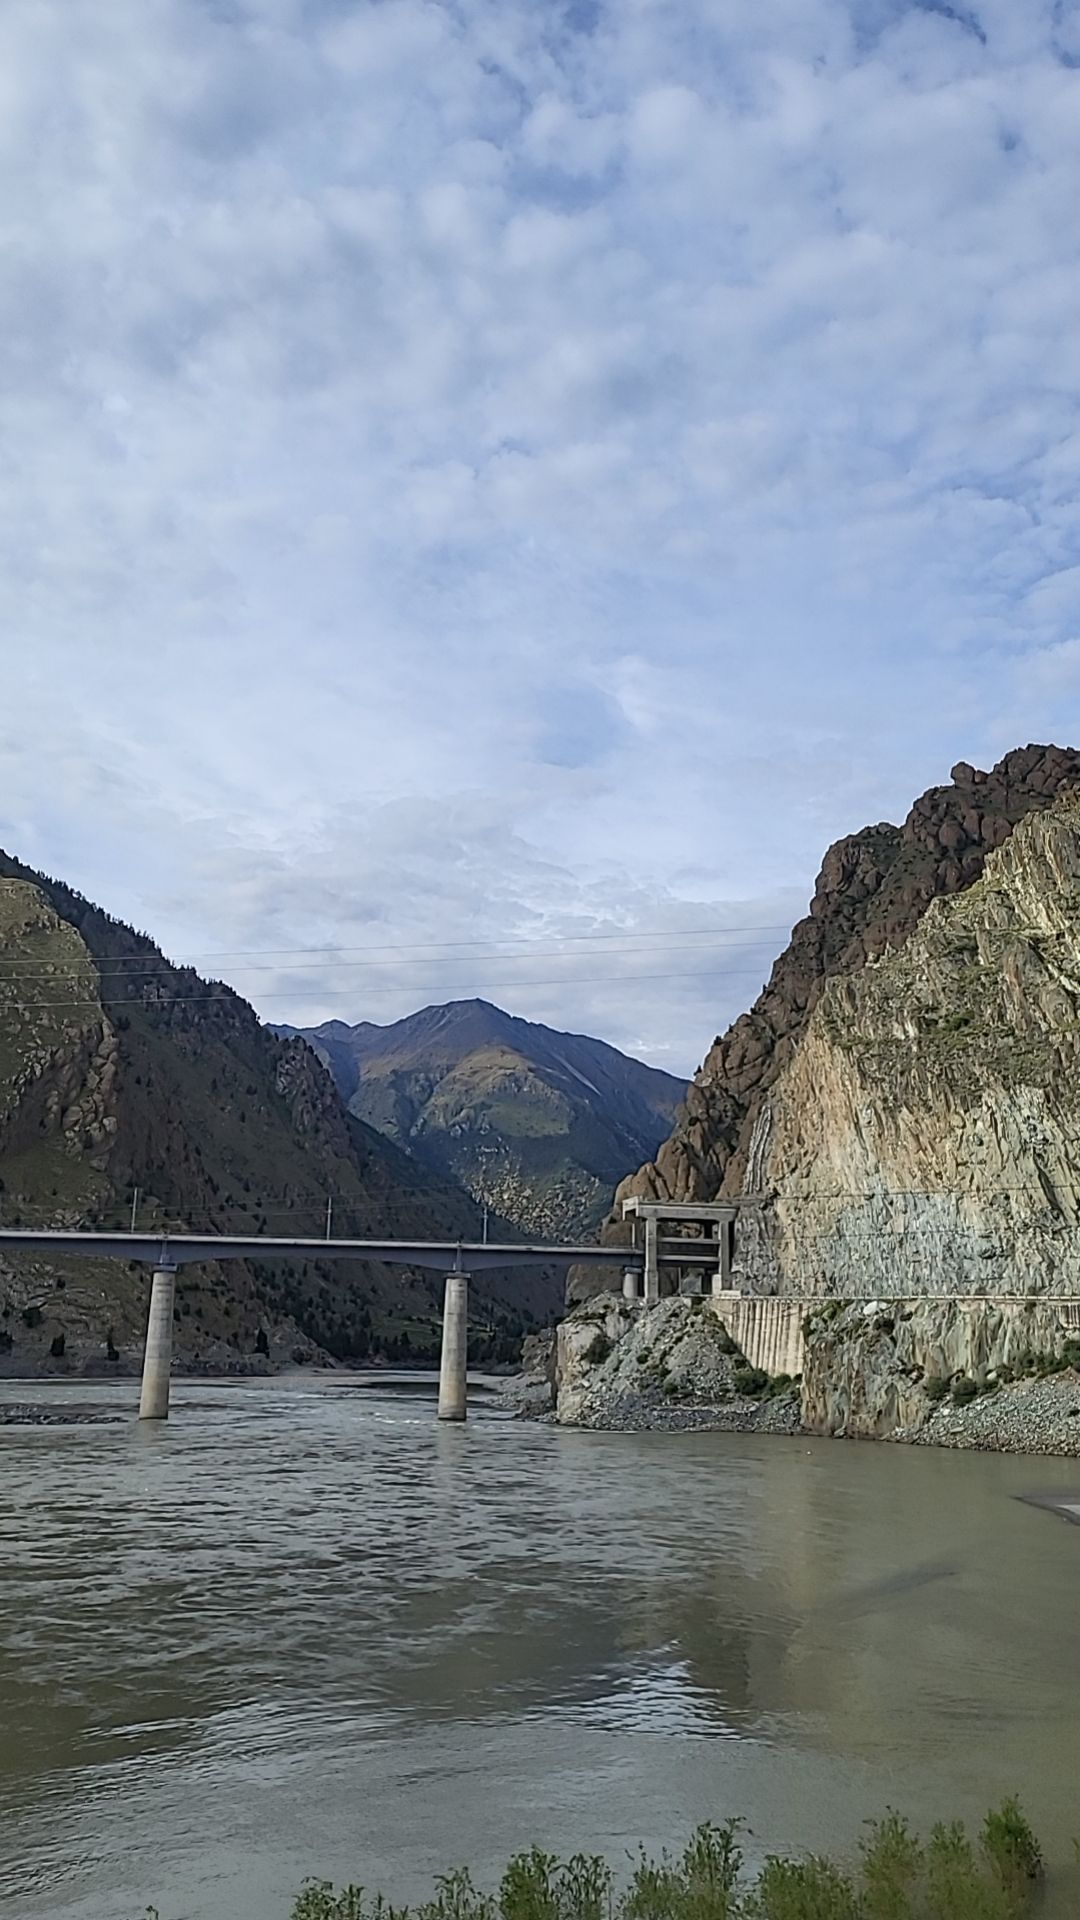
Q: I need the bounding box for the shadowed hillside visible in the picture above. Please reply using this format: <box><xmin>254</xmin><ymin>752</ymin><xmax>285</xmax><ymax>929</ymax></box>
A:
<box><xmin>0</xmin><ymin>856</ymin><xmax>556</xmax><ymax>1376</ymax></box>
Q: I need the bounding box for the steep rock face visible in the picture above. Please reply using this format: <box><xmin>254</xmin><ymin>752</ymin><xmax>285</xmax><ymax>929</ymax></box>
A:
<box><xmin>802</xmin><ymin>1298</ymin><xmax>1080</xmax><ymax>1439</ymax></box>
<box><xmin>737</xmin><ymin>797</ymin><xmax>1080</xmax><ymax>1298</ymax></box>
<box><xmin>280</xmin><ymin>999</ymin><xmax>685</xmax><ymax>1239</ymax></box>
<box><xmin>0</xmin><ymin>861</ymin><xmax>538</xmax><ymax>1376</ymax></box>
<box><xmin>614</xmin><ymin>747</ymin><xmax>1080</xmax><ymax>1234</ymax></box>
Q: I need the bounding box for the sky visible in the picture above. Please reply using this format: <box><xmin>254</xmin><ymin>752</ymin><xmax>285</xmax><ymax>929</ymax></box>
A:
<box><xmin>3</xmin><ymin>0</ymin><xmax>1080</xmax><ymax>1077</ymax></box>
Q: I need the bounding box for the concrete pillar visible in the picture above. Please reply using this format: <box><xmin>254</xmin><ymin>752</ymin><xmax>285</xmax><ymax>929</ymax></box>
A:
<box><xmin>437</xmin><ymin>1272</ymin><xmax>469</xmax><ymax>1421</ymax></box>
<box><xmin>138</xmin><ymin>1265</ymin><xmax>177</xmax><ymax>1421</ymax></box>
<box><xmin>643</xmin><ymin>1215</ymin><xmax>660</xmax><ymax>1305</ymax></box>
<box><xmin>622</xmin><ymin>1268</ymin><xmax>639</xmax><ymax>1303</ymax></box>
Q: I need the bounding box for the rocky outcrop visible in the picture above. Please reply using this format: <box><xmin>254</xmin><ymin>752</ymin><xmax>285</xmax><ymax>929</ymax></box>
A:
<box><xmin>735</xmin><ymin>797</ymin><xmax>1080</xmax><ymax>1298</ymax></box>
<box><xmin>606</xmin><ymin>747</ymin><xmax>1080</xmax><ymax>1268</ymax></box>
<box><xmin>802</xmin><ymin>1296</ymin><xmax>1080</xmax><ymax>1444</ymax></box>
<box><xmin>554</xmin><ymin>1295</ymin><xmax>800</xmax><ymax>1433</ymax></box>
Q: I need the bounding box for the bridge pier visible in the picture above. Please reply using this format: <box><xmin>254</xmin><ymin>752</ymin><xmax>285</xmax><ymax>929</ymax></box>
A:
<box><xmin>138</xmin><ymin>1265</ymin><xmax>177</xmax><ymax>1421</ymax></box>
<box><xmin>623</xmin><ymin>1268</ymin><xmax>639</xmax><ymax>1302</ymax></box>
<box><xmin>643</xmin><ymin>1215</ymin><xmax>660</xmax><ymax>1304</ymax></box>
<box><xmin>437</xmin><ymin>1271</ymin><xmax>469</xmax><ymax>1421</ymax></box>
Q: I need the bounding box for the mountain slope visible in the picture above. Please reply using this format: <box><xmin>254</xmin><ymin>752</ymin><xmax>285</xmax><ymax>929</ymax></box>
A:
<box><xmin>608</xmin><ymin>745</ymin><xmax>1080</xmax><ymax>1249</ymax></box>
<box><xmin>278</xmin><ymin>1000</ymin><xmax>686</xmax><ymax>1238</ymax></box>
<box><xmin>0</xmin><ymin>857</ymin><xmax>551</xmax><ymax>1376</ymax></box>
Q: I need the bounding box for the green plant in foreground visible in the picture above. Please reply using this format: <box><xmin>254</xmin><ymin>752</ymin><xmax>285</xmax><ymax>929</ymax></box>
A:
<box><xmin>261</xmin><ymin>1801</ymin><xmax>1050</xmax><ymax>1920</ymax></box>
<box><xmin>130</xmin><ymin>1802</ymin><xmax>1055</xmax><ymax>1920</ymax></box>
<box><xmin>981</xmin><ymin>1799</ymin><xmax>1042</xmax><ymax>1899</ymax></box>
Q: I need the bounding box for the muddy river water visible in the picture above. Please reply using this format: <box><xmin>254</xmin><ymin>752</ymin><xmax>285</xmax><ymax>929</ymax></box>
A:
<box><xmin>1</xmin><ymin>1374</ymin><xmax>1078</xmax><ymax>1919</ymax></box>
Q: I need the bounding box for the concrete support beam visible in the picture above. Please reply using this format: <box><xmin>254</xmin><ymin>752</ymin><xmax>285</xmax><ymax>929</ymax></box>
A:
<box><xmin>138</xmin><ymin>1265</ymin><xmax>176</xmax><ymax>1421</ymax></box>
<box><xmin>622</xmin><ymin>1268</ymin><xmax>639</xmax><ymax>1303</ymax></box>
<box><xmin>643</xmin><ymin>1216</ymin><xmax>660</xmax><ymax>1305</ymax></box>
<box><xmin>437</xmin><ymin>1272</ymin><xmax>469</xmax><ymax>1421</ymax></box>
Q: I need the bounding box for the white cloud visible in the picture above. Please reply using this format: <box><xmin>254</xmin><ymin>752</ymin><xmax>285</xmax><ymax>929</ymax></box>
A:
<box><xmin>1</xmin><ymin>0</ymin><xmax>1080</xmax><ymax>1075</ymax></box>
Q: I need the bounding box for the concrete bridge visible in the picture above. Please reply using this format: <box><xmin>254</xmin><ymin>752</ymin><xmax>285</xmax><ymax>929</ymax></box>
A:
<box><xmin>0</xmin><ymin>1228</ymin><xmax>651</xmax><ymax>1423</ymax></box>
<box><xmin>8</xmin><ymin>1210</ymin><xmax>1073</xmax><ymax>1426</ymax></box>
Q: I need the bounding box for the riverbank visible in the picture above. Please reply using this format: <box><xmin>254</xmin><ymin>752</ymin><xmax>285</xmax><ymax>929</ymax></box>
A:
<box><xmin>517</xmin><ymin>1296</ymin><xmax>1080</xmax><ymax>1457</ymax></box>
<box><xmin>907</xmin><ymin>1372</ymin><xmax>1080</xmax><ymax>1455</ymax></box>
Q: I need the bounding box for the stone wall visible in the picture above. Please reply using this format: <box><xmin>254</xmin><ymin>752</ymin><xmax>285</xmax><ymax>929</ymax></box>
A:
<box><xmin>711</xmin><ymin>1292</ymin><xmax>805</xmax><ymax>1377</ymax></box>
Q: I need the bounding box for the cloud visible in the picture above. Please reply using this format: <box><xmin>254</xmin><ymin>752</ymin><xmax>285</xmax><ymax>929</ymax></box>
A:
<box><xmin>1</xmin><ymin>0</ymin><xmax>1080</xmax><ymax>1074</ymax></box>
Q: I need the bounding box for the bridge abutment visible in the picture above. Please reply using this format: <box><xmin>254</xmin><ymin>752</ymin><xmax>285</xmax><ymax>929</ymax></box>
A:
<box><xmin>437</xmin><ymin>1272</ymin><xmax>469</xmax><ymax>1421</ymax></box>
<box><xmin>138</xmin><ymin>1265</ymin><xmax>177</xmax><ymax>1420</ymax></box>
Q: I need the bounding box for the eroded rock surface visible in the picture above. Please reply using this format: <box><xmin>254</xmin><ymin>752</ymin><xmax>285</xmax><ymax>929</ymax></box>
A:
<box><xmin>737</xmin><ymin>798</ymin><xmax>1080</xmax><ymax>1298</ymax></box>
<box><xmin>588</xmin><ymin>748</ymin><xmax>1080</xmax><ymax>1307</ymax></box>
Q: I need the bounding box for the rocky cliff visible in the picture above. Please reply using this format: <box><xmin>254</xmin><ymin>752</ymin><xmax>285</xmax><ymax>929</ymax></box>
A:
<box><xmin>801</xmin><ymin>1296</ymin><xmax>1080</xmax><ymax>1440</ymax></box>
<box><xmin>279</xmin><ymin>999</ymin><xmax>685</xmax><ymax>1239</ymax></box>
<box><xmin>735</xmin><ymin>796</ymin><xmax>1080</xmax><ymax>1298</ymax></box>
<box><xmin>613</xmin><ymin>745</ymin><xmax>1080</xmax><ymax>1236</ymax></box>
<box><xmin>0</xmin><ymin>858</ymin><xmax>545</xmax><ymax>1377</ymax></box>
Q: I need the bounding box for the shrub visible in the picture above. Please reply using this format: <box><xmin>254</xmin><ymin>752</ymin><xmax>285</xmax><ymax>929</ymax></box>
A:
<box><xmin>276</xmin><ymin>1808</ymin><xmax>1051</xmax><ymax>1920</ymax></box>
<box><xmin>859</xmin><ymin>1811</ymin><xmax>922</xmax><ymax>1920</ymax></box>
<box><xmin>951</xmin><ymin>1375</ymin><xmax>978</xmax><ymax>1405</ymax></box>
<box><xmin>982</xmin><ymin>1798</ymin><xmax>1042</xmax><ymax>1896</ymax></box>
<box><xmin>924</xmin><ymin>1376</ymin><xmax>950</xmax><ymax>1402</ymax></box>
<box><xmin>745</xmin><ymin>1856</ymin><xmax>859</xmax><ymax>1920</ymax></box>
<box><xmin>925</xmin><ymin>1821</ymin><xmax>1012</xmax><ymax>1920</ymax></box>
<box><xmin>584</xmin><ymin>1331</ymin><xmax>612</xmax><ymax>1365</ymax></box>
<box><xmin>732</xmin><ymin>1366</ymin><xmax>769</xmax><ymax>1398</ymax></box>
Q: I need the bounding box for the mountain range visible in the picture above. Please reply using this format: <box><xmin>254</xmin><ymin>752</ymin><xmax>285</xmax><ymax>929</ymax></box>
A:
<box><xmin>0</xmin><ymin>854</ymin><xmax>558</xmax><ymax>1375</ymax></box>
<box><xmin>276</xmin><ymin>999</ymin><xmax>686</xmax><ymax>1239</ymax></box>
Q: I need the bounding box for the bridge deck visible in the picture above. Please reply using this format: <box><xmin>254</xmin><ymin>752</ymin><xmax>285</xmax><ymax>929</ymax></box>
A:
<box><xmin>0</xmin><ymin>1229</ymin><xmax>638</xmax><ymax>1271</ymax></box>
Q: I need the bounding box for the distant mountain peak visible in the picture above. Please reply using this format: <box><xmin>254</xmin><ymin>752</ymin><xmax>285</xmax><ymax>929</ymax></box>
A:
<box><xmin>279</xmin><ymin>1000</ymin><xmax>687</xmax><ymax>1240</ymax></box>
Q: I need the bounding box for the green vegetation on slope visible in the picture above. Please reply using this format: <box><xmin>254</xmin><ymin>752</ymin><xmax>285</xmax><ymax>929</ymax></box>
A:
<box><xmin>283</xmin><ymin>1000</ymin><xmax>686</xmax><ymax>1240</ymax></box>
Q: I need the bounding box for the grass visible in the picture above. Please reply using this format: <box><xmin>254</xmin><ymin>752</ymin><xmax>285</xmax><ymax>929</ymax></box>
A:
<box><xmin>133</xmin><ymin>1801</ymin><xmax>1054</xmax><ymax>1920</ymax></box>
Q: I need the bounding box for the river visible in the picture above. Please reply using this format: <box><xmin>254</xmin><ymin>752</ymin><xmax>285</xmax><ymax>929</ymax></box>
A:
<box><xmin>1</xmin><ymin>1373</ymin><xmax>1079</xmax><ymax>1920</ymax></box>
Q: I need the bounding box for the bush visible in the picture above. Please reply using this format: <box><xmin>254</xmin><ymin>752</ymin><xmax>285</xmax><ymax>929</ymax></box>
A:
<box><xmin>982</xmin><ymin>1798</ymin><xmax>1042</xmax><ymax>1896</ymax></box>
<box><xmin>732</xmin><ymin>1366</ymin><xmax>769</xmax><ymax>1398</ymax></box>
<box><xmin>266</xmin><ymin>1805</ymin><xmax>1049</xmax><ymax>1920</ymax></box>
<box><xmin>859</xmin><ymin>1811</ymin><xmax>922</xmax><ymax>1920</ymax></box>
<box><xmin>924</xmin><ymin>1375</ymin><xmax>950</xmax><ymax>1402</ymax></box>
<box><xmin>746</xmin><ymin>1855</ymin><xmax>859</xmax><ymax>1920</ymax></box>
<box><xmin>951</xmin><ymin>1375</ymin><xmax>978</xmax><ymax>1405</ymax></box>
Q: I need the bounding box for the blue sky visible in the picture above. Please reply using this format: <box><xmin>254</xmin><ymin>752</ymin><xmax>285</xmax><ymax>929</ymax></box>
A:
<box><xmin>3</xmin><ymin>0</ymin><xmax>1080</xmax><ymax>1074</ymax></box>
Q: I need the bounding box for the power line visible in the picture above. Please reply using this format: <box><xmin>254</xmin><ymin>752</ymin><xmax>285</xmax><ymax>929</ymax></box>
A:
<box><xmin>0</xmin><ymin>964</ymin><xmax>780</xmax><ymax>1012</ymax></box>
<box><xmin>0</xmin><ymin>927</ymin><xmax>795</xmax><ymax>980</ymax></box>
<box><xmin>100</xmin><ymin>922</ymin><xmax>798</xmax><ymax>962</ymax></box>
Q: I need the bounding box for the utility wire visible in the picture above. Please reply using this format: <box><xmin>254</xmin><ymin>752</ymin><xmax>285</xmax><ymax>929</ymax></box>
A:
<box><xmin>89</xmin><ymin>923</ymin><xmax>800</xmax><ymax>962</ymax></box>
<box><xmin>0</xmin><ymin>964</ymin><xmax>781</xmax><ymax>1011</ymax></box>
<box><xmin>0</xmin><ymin>931</ymin><xmax>794</xmax><ymax>981</ymax></box>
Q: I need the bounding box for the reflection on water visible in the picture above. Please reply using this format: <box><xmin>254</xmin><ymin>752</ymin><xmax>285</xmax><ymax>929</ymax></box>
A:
<box><xmin>1</xmin><ymin>1375</ymin><xmax>1079</xmax><ymax>1920</ymax></box>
